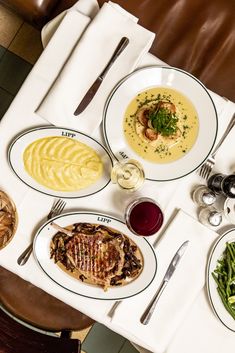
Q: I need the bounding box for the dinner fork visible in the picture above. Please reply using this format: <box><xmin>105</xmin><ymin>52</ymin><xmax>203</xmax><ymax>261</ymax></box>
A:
<box><xmin>17</xmin><ymin>198</ymin><xmax>66</xmax><ymax>266</ymax></box>
<box><xmin>199</xmin><ymin>112</ymin><xmax>235</xmax><ymax>180</ymax></box>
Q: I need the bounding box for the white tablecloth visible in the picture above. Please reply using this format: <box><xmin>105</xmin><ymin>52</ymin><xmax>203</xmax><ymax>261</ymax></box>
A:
<box><xmin>0</xmin><ymin>2</ymin><xmax>235</xmax><ymax>353</ymax></box>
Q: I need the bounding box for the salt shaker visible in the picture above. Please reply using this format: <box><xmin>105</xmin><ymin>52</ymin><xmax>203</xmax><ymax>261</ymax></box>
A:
<box><xmin>192</xmin><ymin>186</ymin><xmax>216</xmax><ymax>207</ymax></box>
<box><xmin>198</xmin><ymin>206</ymin><xmax>222</xmax><ymax>227</ymax></box>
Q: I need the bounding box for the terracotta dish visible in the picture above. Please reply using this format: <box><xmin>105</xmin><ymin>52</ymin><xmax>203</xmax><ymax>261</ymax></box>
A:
<box><xmin>0</xmin><ymin>191</ymin><xmax>18</xmax><ymax>249</ymax></box>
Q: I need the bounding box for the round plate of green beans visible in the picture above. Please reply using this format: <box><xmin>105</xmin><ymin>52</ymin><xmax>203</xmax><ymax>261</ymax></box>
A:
<box><xmin>207</xmin><ymin>229</ymin><xmax>235</xmax><ymax>331</ymax></box>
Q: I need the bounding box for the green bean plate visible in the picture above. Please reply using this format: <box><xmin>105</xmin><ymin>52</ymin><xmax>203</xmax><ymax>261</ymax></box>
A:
<box><xmin>207</xmin><ymin>229</ymin><xmax>235</xmax><ymax>331</ymax></box>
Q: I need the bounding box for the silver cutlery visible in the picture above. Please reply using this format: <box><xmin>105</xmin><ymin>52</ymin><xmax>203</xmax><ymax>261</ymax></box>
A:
<box><xmin>107</xmin><ymin>300</ymin><xmax>121</xmax><ymax>318</ymax></box>
<box><xmin>74</xmin><ymin>36</ymin><xmax>129</xmax><ymax>115</ymax></box>
<box><xmin>140</xmin><ymin>240</ymin><xmax>189</xmax><ymax>325</ymax></box>
<box><xmin>17</xmin><ymin>198</ymin><xmax>66</xmax><ymax>266</ymax></box>
<box><xmin>199</xmin><ymin>112</ymin><xmax>235</xmax><ymax>180</ymax></box>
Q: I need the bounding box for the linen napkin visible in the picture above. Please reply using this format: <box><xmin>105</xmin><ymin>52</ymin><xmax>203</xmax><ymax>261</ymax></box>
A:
<box><xmin>36</xmin><ymin>1</ymin><xmax>155</xmax><ymax>134</ymax></box>
<box><xmin>41</xmin><ymin>0</ymin><xmax>99</xmax><ymax>48</ymax></box>
<box><xmin>111</xmin><ymin>209</ymin><xmax>217</xmax><ymax>353</ymax></box>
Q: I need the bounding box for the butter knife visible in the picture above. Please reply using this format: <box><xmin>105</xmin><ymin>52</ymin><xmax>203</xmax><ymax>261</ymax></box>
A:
<box><xmin>140</xmin><ymin>240</ymin><xmax>189</xmax><ymax>325</ymax></box>
<box><xmin>74</xmin><ymin>37</ymin><xmax>129</xmax><ymax>116</ymax></box>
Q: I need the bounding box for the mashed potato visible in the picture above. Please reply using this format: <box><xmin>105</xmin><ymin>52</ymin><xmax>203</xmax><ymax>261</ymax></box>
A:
<box><xmin>23</xmin><ymin>136</ymin><xmax>103</xmax><ymax>191</ymax></box>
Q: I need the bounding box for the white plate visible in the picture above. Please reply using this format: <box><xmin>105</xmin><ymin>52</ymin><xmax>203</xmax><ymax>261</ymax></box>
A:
<box><xmin>207</xmin><ymin>229</ymin><xmax>235</xmax><ymax>331</ymax></box>
<box><xmin>8</xmin><ymin>126</ymin><xmax>113</xmax><ymax>199</ymax></box>
<box><xmin>33</xmin><ymin>211</ymin><xmax>157</xmax><ymax>300</ymax></box>
<box><xmin>103</xmin><ymin>66</ymin><xmax>218</xmax><ymax>181</ymax></box>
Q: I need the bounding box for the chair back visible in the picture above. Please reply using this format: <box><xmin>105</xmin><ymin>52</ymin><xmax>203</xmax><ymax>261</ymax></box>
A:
<box><xmin>0</xmin><ymin>266</ymin><xmax>94</xmax><ymax>334</ymax></box>
<box><xmin>98</xmin><ymin>0</ymin><xmax>235</xmax><ymax>102</ymax></box>
<box><xmin>0</xmin><ymin>307</ymin><xmax>81</xmax><ymax>353</ymax></box>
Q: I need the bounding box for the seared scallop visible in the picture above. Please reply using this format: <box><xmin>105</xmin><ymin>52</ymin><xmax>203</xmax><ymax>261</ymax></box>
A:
<box><xmin>136</xmin><ymin>108</ymin><xmax>149</xmax><ymax>126</ymax></box>
<box><xmin>145</xmin><ymin>128</ymin><xmax>158</xmax><ymax>141</ymax></box>
<box><xmin>157</xmin><ymin>101</ymin><xmax>176</xmax><ymax>114</ymax></box>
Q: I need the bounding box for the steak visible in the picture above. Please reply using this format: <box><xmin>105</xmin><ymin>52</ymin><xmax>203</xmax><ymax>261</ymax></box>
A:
<box><xmin>65</xmin><ymin>232</ymin><xmax>125</xmax><ymax>288</ymax></box>
<box><xmin>50</xmin><ymin>223</ymin><xmax>143</xmax><ymax>291</ymax></box>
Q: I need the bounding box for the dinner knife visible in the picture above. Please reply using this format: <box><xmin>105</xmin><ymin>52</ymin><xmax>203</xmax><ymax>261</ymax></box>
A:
<box><xmin>140</xmin><ymin>240</ymin><xmax>189</xmax><ymax>325</ymax></box>
<box><xmin>74</xmin><ymin>36</ymin><xmax>129</xmax><ymax>116</ymax></box>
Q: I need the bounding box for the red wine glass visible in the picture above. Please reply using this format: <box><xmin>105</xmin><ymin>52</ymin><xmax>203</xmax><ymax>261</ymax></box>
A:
<box><xmin>125</xmin><ymin>197</ymin><xmax>164</xmax><ymax>236</ymax></box>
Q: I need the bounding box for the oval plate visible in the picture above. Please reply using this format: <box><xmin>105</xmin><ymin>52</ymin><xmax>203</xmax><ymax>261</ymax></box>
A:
<box><xmin>103</xmin><ymin>66</ymin><xmax>218</xmax><ymax>181</ymax></box>
<box><xmin>8</xmin><ymin>126</ymin><xmax>113</xmax><ymax>199</ymax></box>
<box><xmin>207</xmin><ymin>229</ymin><xmax>235</xmax><ymax>332</ymax></box>
<box><xmin>33</xmin><ymin>211</ymin><xmax>157</xmax><ymax>300</ymax></box>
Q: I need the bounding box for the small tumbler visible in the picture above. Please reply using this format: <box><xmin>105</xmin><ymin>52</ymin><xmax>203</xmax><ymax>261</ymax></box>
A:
<box><xmin>198</xmin><ymin>206</ymin><xmax>222</xmax><ymax>228</ymax></box>
<box><xmin>192</xmin><ymin>185</ymin><xmax>216</xmax><ymax>207</ymax></box>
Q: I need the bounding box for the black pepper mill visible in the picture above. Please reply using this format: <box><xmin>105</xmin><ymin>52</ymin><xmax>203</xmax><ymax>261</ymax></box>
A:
<box><xmin>208</xmin><ymin>173</ymin><xmax>235</xmax><ymax>198</ymax></box>
<box><xmin>221</xmin><ymin>174</ymin><xmax>235</xmax><ymax>198</ymax></box>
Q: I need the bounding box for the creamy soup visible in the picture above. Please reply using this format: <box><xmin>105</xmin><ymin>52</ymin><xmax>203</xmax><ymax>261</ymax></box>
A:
<box><xmin>23</xmin><ymin>136</ymin><xmax>103</xmax><ymax>191</ymax></box>
<box><xmin>123</xmin><ymin>87</ymin><xmax>199</xmax><ymax>163</ymax></box>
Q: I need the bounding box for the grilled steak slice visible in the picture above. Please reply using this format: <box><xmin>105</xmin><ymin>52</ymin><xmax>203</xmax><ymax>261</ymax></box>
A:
<box><xmin>65</xmin><ymin>232</ymin><xmax>125</xmax><ymax>289</ymax></box>
<box><xmin>50</xmin><ymin>223</ymin><xmax>143</xmax><ymax>291</ymax></box>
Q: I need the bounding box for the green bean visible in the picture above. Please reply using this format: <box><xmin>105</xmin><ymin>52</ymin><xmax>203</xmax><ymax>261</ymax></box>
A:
<box><xmin>217</xmin><ymin>288</ymin><xmax>235</xmax><ymax>320</ymax></box>
<box><xmin>214</xmin><ymin>268</ymin><xmax>226</xmax><ymax>277</ymax></box>
<box><xmin>227</xmin><ymin>243</ymin><xmax>235</xmax><ymax>262</ymax></box>
<box><xmin>231</xmin><ymin>264</ymin><xmax>235</xmax><ymax>274</ymax></box>
<box><xmin>212</xmin><ymin>272</ymin><xmax>226</xmax><ymax>296</ymax></box>
<box><xmin>226</xmin><ymin>252</ymin><xmax>232</xmax><ymax>297</ymax></box>
<box><xmin>219</xmin><ymin>278</ymin><xmax>226</xmax><ymax>290</ymax></box>
<box><xmin>212</xmin><ymin>242</ymin><xmax>235</xmax><ymax>321</ymax></box>
<box><xmin>231</xmin><ymin>243</ymin><xmax>235</xmax><ymax>256</ymax></box>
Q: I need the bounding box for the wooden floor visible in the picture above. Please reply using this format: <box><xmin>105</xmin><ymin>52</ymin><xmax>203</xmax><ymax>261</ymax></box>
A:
<box><xmin>0</xmin><ymin>4</ymin><xmax>43</xmax><ymax>119</ymax></box>
<box><xmin>0</xmin><ymin>4</ymin><xmax>42</xmax><ymax>64</ymax></box>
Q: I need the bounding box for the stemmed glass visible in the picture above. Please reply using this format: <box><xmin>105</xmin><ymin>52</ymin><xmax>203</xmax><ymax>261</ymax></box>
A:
<box><xmin>111</xmin><ymin>159</ymin><xmax>145</xmax><ymax>192</ymax></box>
<box><xmin>111</xmin><ymin>159</ymin><xmax>164</xmax><ymax>237</ymax></box>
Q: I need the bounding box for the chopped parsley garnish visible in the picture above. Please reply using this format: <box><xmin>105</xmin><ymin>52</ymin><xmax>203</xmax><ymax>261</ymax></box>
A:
<box><xmin>149</xmin><ymin>108</ymin><xmax>179</xmax><ymax>136</ymax></box>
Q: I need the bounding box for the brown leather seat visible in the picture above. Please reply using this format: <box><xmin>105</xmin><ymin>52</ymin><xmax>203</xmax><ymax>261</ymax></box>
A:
<box><xmin>0</xmin><ymin>0</ymin><xmax>59</xmax><ymax>27</ymax></box>
<box><xmin>0</xmin><ymin>307</ymin><xmax>81</xmax><ymax>353</ymax></box>
<box><xmin>0</xmin><ymin>0</ymin><xmax>235</xmax><ymax>102</ymax></box>
<box><xmin>98</xmin><ymin>0</ymin><xmax>235</xmax><ymax>102</ymax></box>
<box><xmin>0</xmin><ymin>266</ymin><xmax>94</xmax><ymax>333</ymax></box>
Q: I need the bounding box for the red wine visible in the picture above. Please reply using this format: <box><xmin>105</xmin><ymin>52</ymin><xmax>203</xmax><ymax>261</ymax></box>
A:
<box><xmin>126</xmin><ymin>199</ymin><xmax>163</xmax><ymax>236</ymax></box>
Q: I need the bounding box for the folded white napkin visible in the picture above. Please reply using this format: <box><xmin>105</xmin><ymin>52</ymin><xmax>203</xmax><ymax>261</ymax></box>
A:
<box><xmin>36</xmin><ymin>1</ymin><xmax>155</xmax><ymax>134</ymax></box>
<box><xmin>111</xmin><ymin>209</ymin><xmax>217</xmax><ymax>353</ymax></box>
<box><xmin>41</xmin><ymin>0</ymin><xmax>99</xmax><ymax>48</ymax></box>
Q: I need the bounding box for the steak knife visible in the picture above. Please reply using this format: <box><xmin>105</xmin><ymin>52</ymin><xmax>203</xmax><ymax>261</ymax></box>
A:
<box><xmin>74</xmin><ymin>36</ymin><xmax>129</xmax><ymax>116</ymax></box>
<box><xmin>140</xmin><ymin>240</ymin><xmax>189</xmax><ymax>325</ymax></box>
